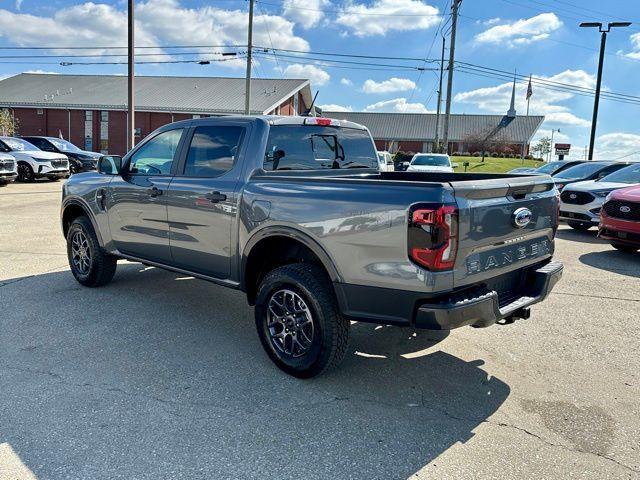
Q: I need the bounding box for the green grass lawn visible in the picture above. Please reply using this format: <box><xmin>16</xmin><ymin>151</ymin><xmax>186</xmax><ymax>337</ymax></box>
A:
<box><xmin>451</xmin><ymin>156</ymin><xmax>544</xmax><ymax>174</ymax></box>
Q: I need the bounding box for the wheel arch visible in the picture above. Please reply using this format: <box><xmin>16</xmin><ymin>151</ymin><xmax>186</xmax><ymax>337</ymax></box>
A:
<box><xmin>61</xmin><ymin>198</ymin><xmax>105</xmax><ymax>247</ymax></box>
<box><xmin>241</xmin><ymin>226</ymin><xmax>342</xmax><ymax>305</ymax></box>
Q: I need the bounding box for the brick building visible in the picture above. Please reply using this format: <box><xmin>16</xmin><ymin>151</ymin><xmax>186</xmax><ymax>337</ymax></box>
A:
<box><xmin>0</xmin><ymin>73</ymin><xmax>314</xmax><ymax>156</ymax></box>
<box><xmin>323</xmin><ymin>112</ymin><xmax>544</xmax><ymax>155</ymax></box>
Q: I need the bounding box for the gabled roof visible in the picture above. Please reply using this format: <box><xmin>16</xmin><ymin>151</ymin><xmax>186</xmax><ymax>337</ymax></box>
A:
<box><xmin>0</xmin><ymin>73</ymin><xmax>311</xmax><ymax>115</ymax></box>
<box><xmin>323</xmin><ymin>111</ymin><xmax>544</xmax><ymax>143</ymax></box>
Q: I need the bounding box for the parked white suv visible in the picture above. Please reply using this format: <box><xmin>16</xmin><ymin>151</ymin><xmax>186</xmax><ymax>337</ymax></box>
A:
<box><xmin>376</xmin><ymin>151</ymin><xmax>395</xmax><ymax>172</ymax></box>
<box><xmin>0</xmin><ymin>152</ymin><xmax>17</xmax><ymax>185</ymax></box>
<box><xmin>559</xmin><ymin>163</ymin><xmax>640</xmax><ymax>230</ymax></box>
<box><xmin>407</xmin><ymin>153</ymin><xmax>454</xmax><ymax>173</ymax></box>
<box><xmin>0</xmin><ymin>136</ymin><xmax>69</xmax><ymax>182</ymax></box>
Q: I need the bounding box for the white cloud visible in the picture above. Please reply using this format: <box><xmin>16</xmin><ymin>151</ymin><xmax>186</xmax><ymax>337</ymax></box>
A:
<box><xmin>340</xmin><ymin>78</ymin><xmax>353</xmax><ymax>86</ymax></box>
<box><xmin>0</xmin><ymin>73</ymin><xmax>15</xmax><ymax>81</ymax></box>
<box><xmin>596</xmin><ymin>133</ymin><xmax>640</xmax><ymax>161</ymax></box>
<box><xmin>0</xmin><ymin>0</ymin><xmax>309</xmax><ymax>68</ymax></box>
<box><xmin>474</xmin><ymin>13</ymin><xmax>562</xmax><ymax>47</ymax></box>
<box><xmin>544</xmin><ymin>112</ymin><xmax>590</xmax><ymax>127</ymax></box>
<box><xmin>24</xmin><ymin>70</ymin><xmax>60</xmax><ymax>75</ymax></box>
<box><xmin>318</xmin><ymin>104</ymin><xmax>353</xmax><ymax>112</ymax></box>
<box><xmin>623</xmin><ymin>32</ymin><xmax>640</xmax><ymax>59</ymax></box>
<box><xmin>283</xmin><ymin>0</ymin><xmax>329</xmax><ymax>29</ymax></box>
<box><xmin>337</xmin><ymin>0</ymin><xmax>440</xmax><ymax>37</ymax></box>
<box><xmin>15</xmin><ymin>0</ymin><xmax>23</xmax><ymax>10</ymax></box>
<box><xmin>454</xmin><ymin>69</ymin><xmax>595</xmax><ymax>126</ymax></box>
<box><xmin>483</xmin><ymin>17</ymin><xmax>502</xmax><ymax>26</ymax></box>
<box><xmin>362</xmin><ymin>77</ymin><xmax>416</xmax><ymax>94</ymax></box>
<box><xmin>283</xmin><ymin>64</ymin><xmax>330</xmax><ymax>86</ymax></box>
<box><xmin>364</xmin><ymin>97</ymin><xmax>431</xmax><ymax>113</ymax></box>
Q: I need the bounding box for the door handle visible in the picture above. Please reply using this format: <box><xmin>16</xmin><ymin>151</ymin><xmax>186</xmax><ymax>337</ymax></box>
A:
<box><xmin>147</xmin><ymin>186</ymin><xmax>163</xmax><ymax>197</ymax></box>
<box><xmin>205</xmin><ymin>191</ymin><xmax>227</xmax><ymax>203</ymax></box>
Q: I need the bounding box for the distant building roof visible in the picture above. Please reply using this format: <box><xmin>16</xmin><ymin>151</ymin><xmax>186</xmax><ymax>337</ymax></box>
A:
<box><xmin>0</xmin><ymin>73</ymin><xmax>311</xmax><ymax>115</ymax></box>
<box><xmin>323</xmin><ymin>111</ymin><xmax>544</xmax><ymax>143</ymax></box>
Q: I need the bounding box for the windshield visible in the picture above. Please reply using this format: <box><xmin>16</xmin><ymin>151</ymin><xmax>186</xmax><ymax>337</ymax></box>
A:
<box><xmin>264</xmin><ymin>126</ymin><xmax>378</xmax><ymax>171</ymax></box>
<box><xmin>411</xmin><ymin>155</ymin><xmax>450</xmax><ymax>167</ymax></box>
<box><xmin>536</xmin><ymin>161</ymin><xmax>565</xmax><ymax>174</ymax></box>
<box><xmin>1</xmin><ymin>138</ymin><xmax>39</xmax><ymax>151</ymax></box>
<box><xmin>598</xmin><ymin>164</ymin><xmax>640</xmax><ymax>184</ymax></box>
<box><xmin>554</xmin><ymin>162</ymin><xmax>608</xmax><ymax>179</ymax></box>
<box><xmin>49</xmin><ymin>138</ymin><xmax>82</xmax><ymax>152</ymax></box>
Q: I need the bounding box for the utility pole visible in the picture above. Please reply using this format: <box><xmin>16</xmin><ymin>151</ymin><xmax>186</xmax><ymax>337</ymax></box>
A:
<box><xmin>244</xmin><ymin>0</ymin><xmax>255</xmax><ymax>115</ymax></box>
<box><xmin>434</xmin><ymin>35</ymin><xmax>445</xmax><ymax>153</ymax></box>
<box><xmin>580</xmin><ymin>21</ymin><xmax>631</xmax><ymax>160</ymax></box>
<box><xmin>442</xmin><ymin>0</ymin><xmax>461</xmax><ymax>155</ymax></box>
<box><xmin>127</xmin><ymin>0</ymin><xmax>135</xmax><ymax>150</ymax></box>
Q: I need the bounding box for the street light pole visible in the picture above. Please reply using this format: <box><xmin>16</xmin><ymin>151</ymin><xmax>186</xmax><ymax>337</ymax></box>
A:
<box><xmin>549</xmin><ymin>128</ymin><xmax>559</xmax><ymax>162</ymax></box>
<box><xmin>580</xmin><ymin>21</ymin><xmax>631</xmax><ymax>160</ymax></box>
<box><xmin>127</xmin><ymin>0</ymin><xmax>135</xmax><ymax>151</ymax></box>
<box><xmin>244</xmin><ymin>0</ymin><xmax>255</xmax><ymax>115</ymax></box>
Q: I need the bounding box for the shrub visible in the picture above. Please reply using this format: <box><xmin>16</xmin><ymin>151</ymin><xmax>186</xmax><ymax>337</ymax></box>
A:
<box><xmin>462</xmin><ymin>151</ymin><xmax>471</xmax><ymax>156</ymax></box>
<box><xmin>491</xmin><ymin>152</ymin><xmax>499</xmax><ymax>157</ymax></box>
<box><xmin>452</xmin><ymin>151</ymin><xmax>460</xmax><ymax>156</ymax></box>
<box><xmin>524</xmin><ymin>154</ymin><xmax>533</xmax><ymax>160</ymax></box>
<box><xmin>472</xmin><ymin>151</ymin><xmax>481</xmax><ymax>157</ymax></box>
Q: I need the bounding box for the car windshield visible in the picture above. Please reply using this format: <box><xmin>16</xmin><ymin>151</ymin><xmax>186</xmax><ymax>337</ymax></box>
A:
<box><xmin>536</xmin><ymin>162</ymin><xmax>565</xmax><ymax>174</ymax></box>
<box><xmin>598</xmin><ymin>164</ymin><xmax>640</xmax><ymax>184</ymax></box>
<box><xmin>411</xmin><ymin>155</ymin><xmax>450</xmax><ymax>166</ymax></box>
<box><xmin>554</xmin><ymin>162</ymin><xmax>608</xmax><ymax>179</ymax></box>
<box><xmin>49</xmin><ymin>138</ymin><xmax>82</xmax><ymax>152</ymax></box>
<box><xmin>2</xmin><ymin>138</ymin><xmax>38</xmax><ymax>151</ymax></box>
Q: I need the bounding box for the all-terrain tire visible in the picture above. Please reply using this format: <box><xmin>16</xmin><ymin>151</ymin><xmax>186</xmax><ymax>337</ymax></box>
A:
<box><xmin>66</xmin><ymin>216</ymin><xmax>117</xmax><ymax>287</ymax></box>
<box><xmin>254</xmin><ymin>263</ymin><xmax>349</xmax><ymax>378</ymax></box>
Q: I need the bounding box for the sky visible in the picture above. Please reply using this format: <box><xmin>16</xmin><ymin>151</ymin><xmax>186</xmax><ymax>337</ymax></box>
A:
<box><xmin>0</xmin><ymin>0</ymin><xmax>639</xmax><ymax>160</ymax></box>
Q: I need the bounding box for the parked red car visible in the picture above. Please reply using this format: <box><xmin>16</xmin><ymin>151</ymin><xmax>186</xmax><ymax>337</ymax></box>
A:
<box><xmin>599</xmin><ymin>185</ymin><xmax>640</xmax><ymax>253</ymax></box>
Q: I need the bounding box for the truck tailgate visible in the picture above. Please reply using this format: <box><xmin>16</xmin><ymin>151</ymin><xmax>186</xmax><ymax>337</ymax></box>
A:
<box><xmin>450</xmin><ymin>174</ymin><xmax>558</xmax><ymax>290</ymax></box>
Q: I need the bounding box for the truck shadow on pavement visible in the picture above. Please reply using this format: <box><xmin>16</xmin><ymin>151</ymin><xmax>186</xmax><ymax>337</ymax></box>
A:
<box><xmin>579</xmin><ymin>250</ymin><xmax>640</xmax><ymax>278</ymax></box>
<box><xmin>554</xmin><ymin>226</ymin><xmax>603</xmax><ymax>244</ymax></box>
<box><xmin>0</xmin><ymin>263</ymin><xmax>510</xmax><ymax>480</ymax></box>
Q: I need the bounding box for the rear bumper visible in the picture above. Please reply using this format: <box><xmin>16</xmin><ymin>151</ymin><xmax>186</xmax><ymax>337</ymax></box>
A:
<box><xmin>414</xmin><ymin>261</ymin><xmax>563</xmax><ymax>329</ymax></box>
<box><xmin>335</xmin><ymin>260</ymin><xmax>563</xmax><ymax>330</ymax></box>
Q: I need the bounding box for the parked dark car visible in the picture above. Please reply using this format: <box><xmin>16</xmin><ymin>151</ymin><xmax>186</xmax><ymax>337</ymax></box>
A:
<box><xmin>552</xmin><ymin>161</ymin><xmax>631</xmax><ymax>191</ymax></box>
<box><xmin>61</xmin><ymin>116</ymin><xmax>562</xmax><ymax>378</ymax></box>
<box><xmin>509</xmin><ymin>160</ymin><xmax>584</xmax><ymax>176</ymax></box>
<box><xmin>21</xmin><ymin>136</ymin><xmax>101</xmax><ymax>174</ymax></box>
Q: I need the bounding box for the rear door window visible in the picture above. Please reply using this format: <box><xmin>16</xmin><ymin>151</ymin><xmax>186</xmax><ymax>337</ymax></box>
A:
<box><xmin>182</xmin><ymin>126</ymin><xmax>245</xmax><ymax>177</ymax></box>
<box><xmin>264</xmin><ymin>126</ymin><xmax>377</xmax><ymax>171</ymax></box>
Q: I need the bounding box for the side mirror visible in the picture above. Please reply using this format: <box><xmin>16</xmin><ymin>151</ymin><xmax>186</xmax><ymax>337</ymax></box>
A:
<box><xmin>97</xmin><ymin>155</ymin><xmax>122</xmax><ymax>175</ymax></box>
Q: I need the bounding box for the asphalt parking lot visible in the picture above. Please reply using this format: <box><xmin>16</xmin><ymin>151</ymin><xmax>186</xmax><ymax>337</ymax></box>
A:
<box><xmin>0</xmin><ymin>180</ymin><xmax>638</xmax><ymax>480</ymax></box>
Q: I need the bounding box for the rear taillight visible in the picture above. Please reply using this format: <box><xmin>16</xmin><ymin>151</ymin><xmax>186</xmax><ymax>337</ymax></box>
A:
<box><xmin>408</xmin><ymin>205</ymin><xmax>458</xmax><ymax>271</ymax></box>
<box><xmin>303</xmin><ymin>117</ymin><xmax>337</xmax><ymax>126</ymax></box>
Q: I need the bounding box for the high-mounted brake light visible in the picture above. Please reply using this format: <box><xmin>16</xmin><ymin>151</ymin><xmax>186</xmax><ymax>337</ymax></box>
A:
<box><xmin>408</xmin><ymin>205</ymin><xmax>458</xmax><ymax>271</ymax></box>
<box><xmin>304</xmin><ymin>117</ymin><xmax>337</xmax><ymax>126</ymax></box>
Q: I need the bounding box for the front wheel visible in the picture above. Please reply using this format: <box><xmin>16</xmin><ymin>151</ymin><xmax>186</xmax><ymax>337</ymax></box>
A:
<box><xmin>17</xmin><ymin>162</ymin><xmax>34</xmax><ymax>182</ymax></box>
<box><xmin>568</xmin><ymin>221</ymin><xmax>592</xmax><ymax>231</ymax></box>
<box><xmin>254</xmin><ymin>263</ymin><xmax>350</xmax><ymax>378</ymax></box>
<box><xmin>66</xmin><ymin>216</ymin><xmax>117</xmax><ymax>287</ymax></box>
<box><xmin>611</xmin><ymin>242</ymin><xmax>638</xmax><ymax>253</ymax></box>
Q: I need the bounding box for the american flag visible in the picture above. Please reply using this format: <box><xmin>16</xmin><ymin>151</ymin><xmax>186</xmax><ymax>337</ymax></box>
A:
<box><xmin>526</xmin><ymin>75</ymin><xmax>533</xmax><ymax>100</ymax></box>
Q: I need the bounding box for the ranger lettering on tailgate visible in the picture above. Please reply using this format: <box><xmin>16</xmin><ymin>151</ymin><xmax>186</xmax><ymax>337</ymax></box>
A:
<box><xmin>466</xmin><ymin>238</ymin><xmax>552</xmax><ymax>275</ymax></box>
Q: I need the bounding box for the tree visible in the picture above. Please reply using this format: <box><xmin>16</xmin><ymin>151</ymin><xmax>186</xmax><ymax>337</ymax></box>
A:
<box><xmin>0</xmin><ymin>109</ymin><xmax>17</xmax><ymax>136</ymax></box>
<box><xmin>531</xmin><ymin>136</ymin><xmax>551</xmax><ymax>159</ymax></box>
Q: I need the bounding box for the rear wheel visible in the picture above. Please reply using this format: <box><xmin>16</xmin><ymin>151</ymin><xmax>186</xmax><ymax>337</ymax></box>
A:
<box><xmin>17</xmin><ymin>162</ymin><xmax>34</xmax><ymax>182</ymax></box>
<box><xmin>254</xmin><ymin>263</ymin><xmax>349</xmax><ymax>378</ymax></box>
<box><xmin>66</xmin><ymin>216</ymin><xmax>117</xmax><ymax>287</ymax></box>
<box><xmin>568</xmin><ymin>221</ymin><xmax>592</xmax><ymax>231</ymax></box>
<box><xmin>611</xmin><ymin>242</ymin><xmax>638</xmax><ymax>253</ymax></box>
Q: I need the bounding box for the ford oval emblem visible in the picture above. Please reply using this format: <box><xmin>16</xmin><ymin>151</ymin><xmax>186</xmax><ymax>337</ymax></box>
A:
<box><xmin>620</xmin><ymin>205</ymin><xmax>631</xmax><ymax>213</ymax></box>
<box><xmin>513</xmin><ymin>207</ymin><xmax>532</xmax><ymax>228</ymax></box>
<box><xmin>569</xmin><ymin>193</ymin><xmax>577</xmax><ymax>199</ymax></box>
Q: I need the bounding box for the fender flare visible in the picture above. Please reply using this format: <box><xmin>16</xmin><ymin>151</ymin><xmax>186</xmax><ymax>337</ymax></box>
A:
<box><xmin>240</xmin><ymin>225</ymin><xmax>342</xmax><ymax>290</ymax></box>
<box><xmin>61</xmin><ymin>197</ymin><xmax>105</xmax><ymax>247</ymax></box>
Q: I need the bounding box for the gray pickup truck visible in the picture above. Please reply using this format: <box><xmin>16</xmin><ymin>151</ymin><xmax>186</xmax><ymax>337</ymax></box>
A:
<box><xmin>61</xmin><ymin>116</ymin><xmax>563</xmax><ymax>377</ymax></box>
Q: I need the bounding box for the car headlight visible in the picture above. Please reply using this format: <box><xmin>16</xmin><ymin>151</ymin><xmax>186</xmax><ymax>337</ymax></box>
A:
<box><xmin>31</xmin><ymin>157</ymin><xmax>50</xmax><ymax>163</ymax></box>
<box><xmin>603</xmin><ymin>191</ymin><xmax>615</xmax><ymax>202</ymax></box>
<box><xmin>593</xmin><ymin>190</ymin><xmax>613</xmax><ymax>198</ymax></box>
